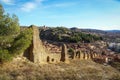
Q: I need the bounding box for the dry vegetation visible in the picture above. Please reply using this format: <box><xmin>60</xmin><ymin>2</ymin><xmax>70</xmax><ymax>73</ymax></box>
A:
<box><xmin>0</xmin><ymin>58</ymin><xmax>120</xmax><ymax>80</ymax></box>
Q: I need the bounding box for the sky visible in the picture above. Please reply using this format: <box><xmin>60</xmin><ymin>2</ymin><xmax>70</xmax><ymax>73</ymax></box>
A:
<box><xmin>0</xmin><ymin>0</ymin><xmax>120</xmax><ymax>30</ymax></box>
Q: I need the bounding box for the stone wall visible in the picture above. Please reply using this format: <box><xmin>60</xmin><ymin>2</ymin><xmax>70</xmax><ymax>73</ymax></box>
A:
<box><xmin>24</xmin><ymin>25</ymin><xmax>101</xmax><ymax>64</ymax></box>
<box><xmin>24</xmin><ymin>25</ymin><xmax>69</xmax><ymax>64</ymax></box>
<box><xmin>24</xmin><ymin>26</ymin><xmax>48</xmax><ymax>63</ymax></box>
<box><xmin>68</xmin><ymin>50</ymin><xmax>99</xmax><ymax>60</ymax></box>
<box><xmin>67</xmin><ymin>43</ymin><xmax>101</xmax><ymax>60</ymax></box>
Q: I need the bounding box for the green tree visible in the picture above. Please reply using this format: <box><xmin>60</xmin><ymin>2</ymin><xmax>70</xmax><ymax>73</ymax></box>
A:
<box><xmin>10</xmin><ymin>28</ymin><xmax>33</xmax><ymax>55</ymax></box>
<box><xmin>0</xmin><ymin>4</ymin><xmax>33</xmax><ymax>63</ymax></box>
<box><xmin>0</xmin><ymin>4</ymin><xmax>4</xmax><ymax>19</ymax></box>
<box><xmin>0</xmin><ymin>4</ymin><xmax>20</xmax><ymax>49</ymax></box>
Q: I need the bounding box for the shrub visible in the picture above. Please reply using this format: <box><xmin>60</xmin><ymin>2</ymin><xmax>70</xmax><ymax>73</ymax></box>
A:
<box><xmin>0</xmin><ymin>49</ymin><xmax>12</xmax><ymax>62</ymax></box>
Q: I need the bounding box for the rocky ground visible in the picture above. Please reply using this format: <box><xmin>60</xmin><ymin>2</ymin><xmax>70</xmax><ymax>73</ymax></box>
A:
<box><xmin>0</xmin><ymin>57</ymin><xmax>120</xmax><ymax>80</ymax></box>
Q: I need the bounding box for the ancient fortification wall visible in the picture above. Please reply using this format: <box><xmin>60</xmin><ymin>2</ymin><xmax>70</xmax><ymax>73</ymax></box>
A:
<box><xmin>24</xmin><ymin>25</ymin><xmax>100</xmax><ymax>64</ymax></box>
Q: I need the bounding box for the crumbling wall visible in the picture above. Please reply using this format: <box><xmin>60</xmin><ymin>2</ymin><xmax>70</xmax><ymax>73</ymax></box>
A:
<box><xmin>68</xmin><ymin>49</ymin><xmax>100</xmax><ymax>60</ymax></box>
<box><xmin>24</xmin><ymin>26</ymin><xmax>69</xmax><ymax>64</ymax></box>
<box><xmin>60</xmin><ymin>44</ymin><xmax>69</xmax><ymax>63</ymax></box>
<box><xmin>23</xmin><ymin>26</ymin><xmax>50</xmax><ymax>63</ymax></box>
<box><xmin>24</xmin><ymin>25</ymin><xmax>101</xmax><ymax>64</ymax></box>
<box><xmin>31</xmin><ymin>26</ymin><xmax>48</xmax><ymax>63</ymax></box>
<box><xmin>47</xmin><ymin>54</ymin><xmax>61</xmax><ymax>63</ymax></box>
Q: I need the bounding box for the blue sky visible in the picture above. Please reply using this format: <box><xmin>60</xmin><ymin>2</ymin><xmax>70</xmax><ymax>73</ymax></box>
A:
<box><xmin>0</xmin><ymin>0</ymin><xmax>120</xmax><ymax>30</ymax></box>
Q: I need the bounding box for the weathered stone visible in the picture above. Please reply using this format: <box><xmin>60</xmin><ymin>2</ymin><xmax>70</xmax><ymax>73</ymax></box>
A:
<box><xmin>60</xmin><ymin>44</ymin><xmax>69</xmax><ymax>63</ymax></box>
<box><xmin>31</xmin><ymin>26</ymin><xmax>48</xmax><ymax>63</ymax></box>
<box><xmin>71</xmin><ymin>50</ymin><xmax>76</xmax><ymax>59</ymax></box>
<box><xmin>76</xmin><ymin>51</ymin><xmax>80</xmax><ymax>58</ymax></box>
<box><xmin>23</xmin><ymin>25</ymin><xmax>102</xmax><ymax>64</ymax></box>
<box><xmin>85</xmin><ymin>53</ymin><xmax>88</xmax><ymax>60</ymax></box>
<box><xmin>90</xmin><ymin>53</ymin><xmax>93</xmax><ymax>59</ymax></box>
<box><xmin>80</xmin><ymin>52</ymin><xmax>84</xmax><ymax>60</ymax></box>
<box><xmin>24</xmin><ymin>26</ymin><xmax>69</xmax><ymax>64</ymax></box>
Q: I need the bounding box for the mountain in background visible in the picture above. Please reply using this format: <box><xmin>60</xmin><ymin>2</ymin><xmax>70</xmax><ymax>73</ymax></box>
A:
<box><xmin>21</xmin><ymin>26</ymin><xmax>120</xmax><ymax>43</ymax></box>
<box><xmin>70</xmin><ymin>27</ymin><xmax>120</xmax><ymax>43</ymax></box>
<box><xmin>106</xmin><ymin>30</ymin><xmax>120</xmax><ymax>33</ymax></box>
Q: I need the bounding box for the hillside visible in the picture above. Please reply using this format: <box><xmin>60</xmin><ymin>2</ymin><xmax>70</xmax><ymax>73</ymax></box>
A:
<box><xmin>0</xmin><ymin>25</ymin><xmax>120</xmax><ymax>80</ymax></box>
<box><xmin>40</xmin><ymin>27</ymin><xmax>102</xmax><ymax>43</ymax></box>
<box><xmin>70</xmin><ymin>28</ymin><xmax>120</xmax><ymax>43</ymax></box>
<box><xmin>39</xmin><ymin>26</ymin><xmax>120</xmax><ymax>43</ymax></box>
<box><xmin>0</xmin><ymin>58</ymin><xmax>120</xmax><ymax>80</ymax></box>
<box><xmin>0</xmin><ymin>3</ymin><xmax>120</xmax><ymax>80</ymax></box>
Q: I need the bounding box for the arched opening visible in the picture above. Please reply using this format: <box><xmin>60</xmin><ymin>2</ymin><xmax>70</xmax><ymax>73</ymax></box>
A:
<box><xmin>51</xmin><ymin>58</ymin><xmax>54</xmax><ymax>62</ymax></box>
<box><xmin>47</xmin><ymin>56</ymin><xmax>50</xmax><ymax>62</ymax></box>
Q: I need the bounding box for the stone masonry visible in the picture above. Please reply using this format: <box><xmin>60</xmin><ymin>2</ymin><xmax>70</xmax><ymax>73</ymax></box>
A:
<box><xmin>24</xmin><ymin>25</ymin><xmax>101</xmax><ymax>64</ymax></box>
<box><xmin>24</xmin><ymin>25</ymin><xmax>69</xmax><ymax>64</ymax></box>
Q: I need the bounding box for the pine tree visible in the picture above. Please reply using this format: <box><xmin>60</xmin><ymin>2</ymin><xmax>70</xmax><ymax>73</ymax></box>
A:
<box><xmin>0</xmin><ymin>4</ymin><xmax>20</xmax><ymax>49</ymax></box>
<box><xmin>0</xmin><ymin>4</ymin><xmax>33</xmax><ymax>62</ymax></box>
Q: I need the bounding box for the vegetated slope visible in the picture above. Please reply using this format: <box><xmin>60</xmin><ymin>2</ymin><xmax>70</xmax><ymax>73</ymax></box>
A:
<box><xmin>0</xmin><ymin>58</ymin><xmax>120</xmax><ymax>80</ymax></box>
<box><xmin>40</xmin><ymin>27</ymin><xmax>102</xmax><ymax>43</ymax></box>
<box><xmin>70</xmin><ymin>28</ymin><xmax>120</xmax><ymax>43</ymax></box>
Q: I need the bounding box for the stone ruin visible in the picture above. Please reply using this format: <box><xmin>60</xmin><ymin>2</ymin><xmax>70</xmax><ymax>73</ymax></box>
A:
<box><xmin>67</xmin><ymin>43</ymin><xmax>101</xmax><ymax>60</ymax></box>
<box><xmin>24</xmin><ymin>25</ymin><xmax>69</xmax><ymax>64</ymax></box>
<box><xmin>60</xmin><ymin>44</ymin><xmax>69</xmax><ymax>63</ymax></box>
<box><xmin>23</xmin><ymin>25</ymin><xmax>101</xmax><ymax>64</ymax></box>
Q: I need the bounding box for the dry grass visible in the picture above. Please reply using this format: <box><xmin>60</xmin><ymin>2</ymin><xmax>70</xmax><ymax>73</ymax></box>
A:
<box><xmin>0</xmin><ymin>58</ymin><xmax>120</xmax><ymax>80</ymax></box>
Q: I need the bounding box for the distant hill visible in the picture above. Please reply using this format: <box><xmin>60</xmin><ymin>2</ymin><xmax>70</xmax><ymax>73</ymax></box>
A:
<box><xmin>106</xmin><ymin>30</ymin><xmax>120</xmax><ymax>33</ymax></box>
<box><xmin>20</xmin><ymin>26</ymin><xmax>120</xmax><ymax>43</ymax></box>
<box><xmin>70</xmin><ymin>27</ymin><xmax>120</xmax><ymax>43</ymax></box>
<box><xmin>40</xmin><ymin>27</ymin><xmax>102</xmax><ymax>43</ymax></box>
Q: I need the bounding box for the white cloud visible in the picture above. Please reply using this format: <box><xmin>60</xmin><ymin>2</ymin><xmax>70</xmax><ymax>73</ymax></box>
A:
<box><xmin>21</xmin><ymin>2</ymin><xmax>36</xmax><ymax>12</ymax></box>
<box><xmin>20</xmin><ymin>0</ymin><xmax>44</xmax><ymax>12</ymax></box>
<box><xmin>1</xmin><ymin>0</ymin><xmax>14</xmax><ymax>5</ymax></box>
